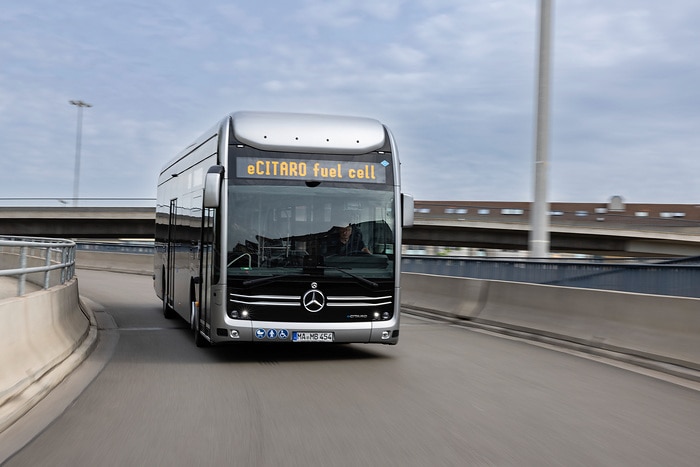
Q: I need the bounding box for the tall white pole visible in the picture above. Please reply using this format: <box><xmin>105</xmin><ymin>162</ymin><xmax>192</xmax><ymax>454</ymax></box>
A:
<box><xmin>69</xmin><ymin>100</ymin><xmax>92</xmax><ymax>207</ymax></box>
<box><xmin>530</xmin><ymin>0</ymin><xmax>553</xmax><ymax>258</ymax></box>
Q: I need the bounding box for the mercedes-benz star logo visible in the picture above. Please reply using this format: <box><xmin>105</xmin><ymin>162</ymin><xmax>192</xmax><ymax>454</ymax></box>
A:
<box><xmin>302</xmin><ymin>288</ymin><xmax>325</xmax><ymax>313</ymax></box>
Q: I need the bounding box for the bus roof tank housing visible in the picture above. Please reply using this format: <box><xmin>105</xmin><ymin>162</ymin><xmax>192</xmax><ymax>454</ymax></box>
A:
<box><xmin>231</xmin><ymin>111</ymin><xmax>387</xmax><ymax>155</ymax></box>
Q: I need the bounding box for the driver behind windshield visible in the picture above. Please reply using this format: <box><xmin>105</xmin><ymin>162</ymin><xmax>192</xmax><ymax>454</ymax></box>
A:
<box><xmin>324</xmin><ymin>223</ymin><xmax>371</xmax><ymax>255</ymax></box>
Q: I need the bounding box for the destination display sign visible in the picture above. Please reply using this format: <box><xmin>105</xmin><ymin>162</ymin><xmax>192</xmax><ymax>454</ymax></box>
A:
<box><xmin>236</xmin><ymin>157</ymin><xmax>388</xmax><ymax>183</ymax></box>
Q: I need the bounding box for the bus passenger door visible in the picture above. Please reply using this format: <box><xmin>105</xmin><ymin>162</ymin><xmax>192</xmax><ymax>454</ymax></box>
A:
<box><xmin>198</xmin><ymin>206</ymin><xmax>216</xmax><ymax>340</ymax></box>
<box><xmin>163</xmin><ymin>198</ymin><xmax>177</xmax><ymax>317</ymax></box>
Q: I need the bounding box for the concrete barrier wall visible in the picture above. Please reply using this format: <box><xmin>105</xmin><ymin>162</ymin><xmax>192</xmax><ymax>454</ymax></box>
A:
<box><xmin>0</xmin><ymin>279</ymin><xmax>89</xmax><ymax>407</ymax></box>
<box><xmin>401</xmin><ymin>272</ymin><xmax>700</xmax><ymax>371</ymax></box>
<box><xmin>401</xmin><ymin>273</ymin><xmax>484</xmax><ymax>318</ymax></box>
<box><xmin>65</xmin><ymin>252</ymin><xmax>700</xmax><ymax>372</ymax></box>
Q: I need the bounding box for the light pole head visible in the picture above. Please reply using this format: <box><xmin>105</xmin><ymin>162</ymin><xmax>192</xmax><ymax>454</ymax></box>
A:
<box><xmin>69</xmin><ymin>100</ymin><xmax>92</xmax><ymax>108</ymax></box>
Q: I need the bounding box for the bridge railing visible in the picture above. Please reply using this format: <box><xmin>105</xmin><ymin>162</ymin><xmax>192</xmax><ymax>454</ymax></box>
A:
<box><xmin>0</xmin><ymin>236</ymin><xmax>76</xmax><ymax>296</ymax></box>
<box><xmin>402</xmin><ymin>255</ymin><xmax>700</xmax><ymax>299</ymax></box>
<box><xmin>0</xmin><ymin>197</ymin><xmax>156</xmax><ymax>207</ymax></box>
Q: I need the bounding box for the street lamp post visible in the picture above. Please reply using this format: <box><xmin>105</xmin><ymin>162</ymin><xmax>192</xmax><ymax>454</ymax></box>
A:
<box><xmin>529</xmin><ymin>0</ymin><xmax>553</xmax><ymax>258</ymax></box>
<box><xmin>69</xmin><ymin>100</ymin><xmax>92</xmax><ymax>207</ymax></box>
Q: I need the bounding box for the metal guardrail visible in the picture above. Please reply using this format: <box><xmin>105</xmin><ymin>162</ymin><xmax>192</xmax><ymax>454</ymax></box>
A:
<box><xmin>0</xmin><ymin>236</ymin><xmax>76</xmax><ymax>296</ymax></box>
<box><xmin>71</xmin><ymin>242</ymin><xmax>700</xmax><ymax>298</ymax></box>
<box><xmin>58</xmin><ymin>239</ymin><xmax>700</xmax><ymax>299</ymax></box>
<box><xmin>77</xmin><ymin>241</ymin><xmax>154</xmax><ymax>254</ymax></box>
<box><xmin>0</xmin><ymin>197</ymin><xmax>156</xmax><ymax>207</ymax></box>
<box><xmin>403</xmin><ymin>255</ymin><xmax>700</xmax><ymax>299</ymax></box>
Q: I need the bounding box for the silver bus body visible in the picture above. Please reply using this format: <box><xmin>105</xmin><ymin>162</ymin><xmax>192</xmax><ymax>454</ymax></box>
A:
<box><xmin>154</xmin><ymin>111</ymin><xmax>411</xmax><ymax>346</ymax></box>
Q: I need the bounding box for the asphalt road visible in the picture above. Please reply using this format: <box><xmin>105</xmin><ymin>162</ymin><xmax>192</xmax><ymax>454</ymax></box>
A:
<box><xmin>3</xmin><ymin>269</ymin><xmax>700</xmax><ymax>466</ymax></box>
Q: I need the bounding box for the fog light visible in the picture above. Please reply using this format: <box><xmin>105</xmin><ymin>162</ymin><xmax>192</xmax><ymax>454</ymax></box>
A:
<box><xmin>381</xmin><ymin>331</ymin><xmax>391</xmax><ymax>339</ymax></box>
<box><xmin>382</xmin><ymin>312</ymin><xmax>390</xmax><ymax>320</ymax></box>
<box><xmin>230</xmin><ymin>329</ymin><xmax>239</xmax><ymax>338</ymax></box>
<box><xmin>229</xmin><ymin>310</ymin><xmax>239</xmax><ymax>319</ymax></box>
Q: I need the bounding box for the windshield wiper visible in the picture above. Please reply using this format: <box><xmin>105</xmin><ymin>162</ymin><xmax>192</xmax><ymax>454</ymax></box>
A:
<box><xmin>317</xmin><ymin>266</ymin><xmax>378</xmax><ymax>289</ymax></box>
<box><xmin>242</xmin><ymin>274</ymin><xmax>310</xmax><ymax>288</ymax></box>
<box><xmin>241</xmin><ymin>268</ymin><xmax>378</xmax><ymax>289</ymax></box>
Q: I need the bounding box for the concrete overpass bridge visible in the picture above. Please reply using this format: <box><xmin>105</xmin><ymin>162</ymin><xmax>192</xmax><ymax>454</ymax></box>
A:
<box><xmin>2</xmin><ymin>199</ymin><xmax>700</xmax><ymax>256</ymax></box>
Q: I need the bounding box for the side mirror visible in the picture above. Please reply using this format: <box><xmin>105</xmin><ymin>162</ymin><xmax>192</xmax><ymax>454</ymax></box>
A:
<box><xmin>203</xmin><ymin>166</ymin><xmax>224</xmax><ymax>208</ymax></box>
<box><xmin>402</xmin><ymin>193</ymin><xmax>414</xmax><ymax>228</ymax></box>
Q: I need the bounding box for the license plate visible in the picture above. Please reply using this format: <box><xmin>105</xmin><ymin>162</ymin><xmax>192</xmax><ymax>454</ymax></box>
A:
<box><xmin>292</xmin><ymin>332</ymin><xmax>334</xmax><ymax>342</ymax></box>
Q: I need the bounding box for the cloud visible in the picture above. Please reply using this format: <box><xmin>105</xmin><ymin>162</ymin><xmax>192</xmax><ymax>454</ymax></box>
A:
<box><xmin>297</xmin><ymin>0</ymin><xmax>403</xmax><ymax>27</ymax></box>
<box><xmin>1</xmin><ymin>0</ymin><xmax>700</xmax><ymax>204</ymax></box>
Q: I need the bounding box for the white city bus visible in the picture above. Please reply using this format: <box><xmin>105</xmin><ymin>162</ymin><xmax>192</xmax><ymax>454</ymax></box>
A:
<box><xmin>154</xmin><ymin>111</ymin><xmax>413</xmax><ymax>346</ymax></box>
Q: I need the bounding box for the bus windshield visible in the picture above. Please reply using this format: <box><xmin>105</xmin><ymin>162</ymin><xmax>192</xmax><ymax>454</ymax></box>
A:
<box><xmin>226</xmin><ymin>184</ymin><xmax>395</xmax><ymax>280</ymax></box>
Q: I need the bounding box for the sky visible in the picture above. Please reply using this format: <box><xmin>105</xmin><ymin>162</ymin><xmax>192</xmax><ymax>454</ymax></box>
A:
<box><xmin>1</xmin><ymin>0</ymin><xmax>700</xmax><ymax>205</ymax></box>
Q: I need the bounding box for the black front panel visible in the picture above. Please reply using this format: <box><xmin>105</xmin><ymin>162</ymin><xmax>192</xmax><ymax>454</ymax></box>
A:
<box><xmin>227</xmin><ymin>277</ymin><xmax>394</xmax><ymax>323</ymax></box>
<box><xmin>223</xmin><ymin>143</ymin><xmax>398</xmax><ymax>325</ymax></box>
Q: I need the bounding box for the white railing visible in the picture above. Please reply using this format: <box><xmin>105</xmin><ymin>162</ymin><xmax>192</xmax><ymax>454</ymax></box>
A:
<box><xmin>0</xmin><ymin>236</ymin><xmax>76</xmax><ymax>296</ymax></box>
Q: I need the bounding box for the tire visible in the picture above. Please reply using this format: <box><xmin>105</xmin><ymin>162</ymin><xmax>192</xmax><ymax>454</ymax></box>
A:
<box><xmin>192</xmin><ymin>300</ymin><xmax>208</xmax><ymax>347</ymax></box>
<box><xmin>163</xmin><ymin>296</ymin><xmax>177</xmax><ymax>319</ymax></box>
<box><xmin>162</xmin><ymin>275</ymin><xmax>177</xmax><ymax>319</ymax></box>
